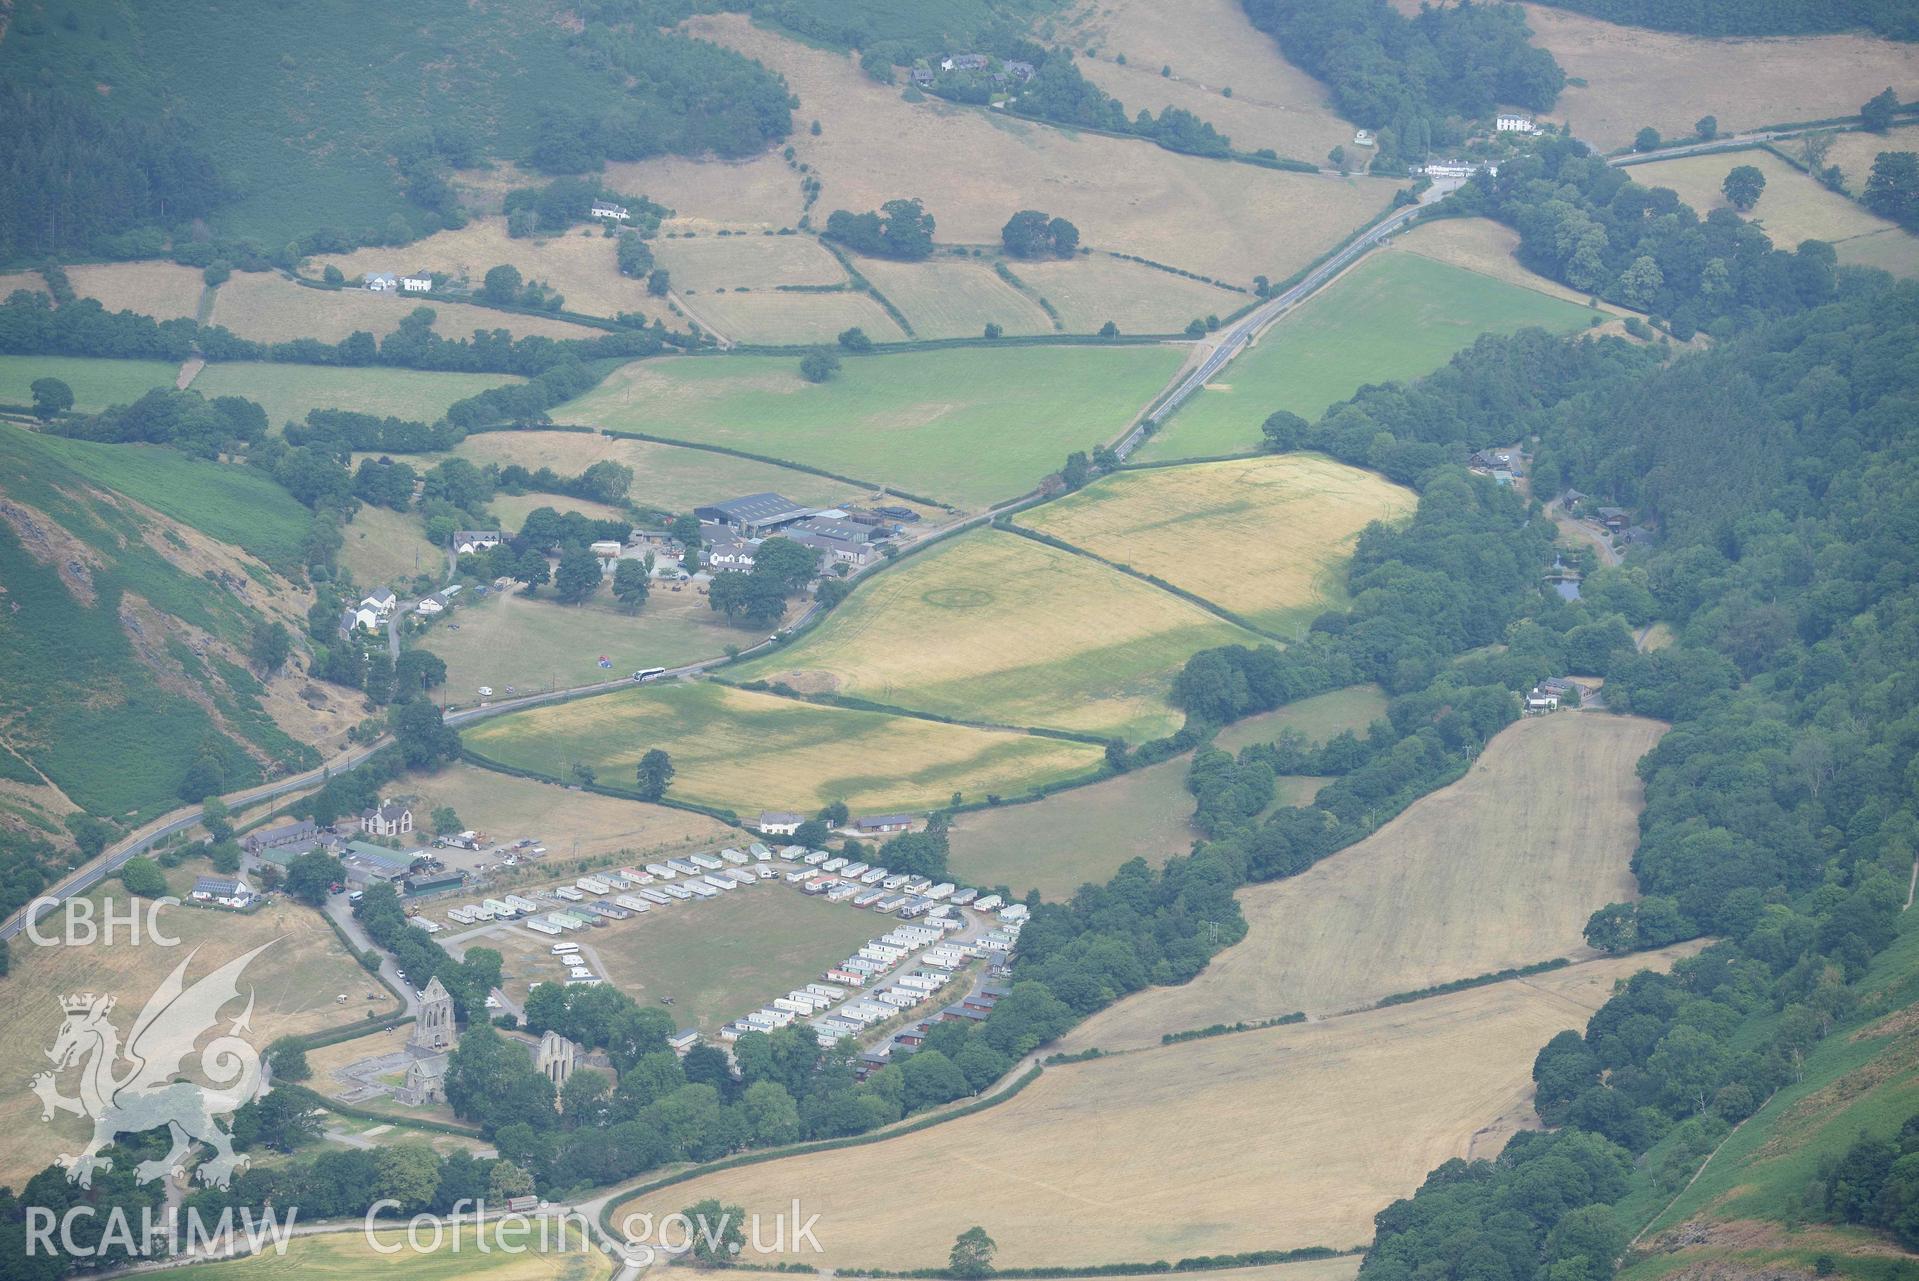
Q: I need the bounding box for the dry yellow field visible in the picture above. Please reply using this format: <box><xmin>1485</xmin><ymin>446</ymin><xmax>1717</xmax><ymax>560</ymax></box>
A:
<box><xmin>314</xmin><ymin>219</ymin><xmax>650</xmax><ymax>320</ymax></box>
<box><xmin>464</xmin><ymin>680</ymin><xmax>1107</xmax><ymax>815</ymax></box>
<box><xmin>613</xmin><ymin>948</ymin><xmax>1692</xmax><ymax>1268</ymax></box>
<box><xmin>678</xmin><ymin>288</ymin><xmax>910</xmax><ymax>345</ymax></box>
<box><xmin>1</xmin><ymin>871</ymin><xmax>396</xmax><ymax>1184</ymax></box>
<box><xmin>163</xmin><ymin>1223</ymin><xmax>607</xmax><ymax>1280</ymax></box>
<box><xmin>603</xmin><ymin>152</ymin><xmax>808</xmax><ymax>228</ymax></box>
<box><xmin>856</xmin><ymin>257</ymin><xmax>1057</xmax><ymax>339</ymax></box>
<box><xmin>66</xmin><ymin>261</ymin><xmax>207</xmax><ymax>320</ymax></box>
<box><xmin>208</xmin><ymin>273</ymin><xmax>601</xmax><ymax>343</ymax></box>
<box><xmin>1386</xmin><ymin>216</ymin><xmax>1610</xmax><ymax>306</ymax></box>
<box><xmin>1018</xmin><ymin>454</ymin><xmax>1416</xmax><ymax>632</ymax></box>
<box><xmin>489</xmin><ymin>491</ymin><xmax>630</xmax><ymax>527</ymax></box>
<box><xmin>1831</xmin><ymin>226</ymin><xmax>1919</xmax><ymax>276</ymax></box>
<box><xmin>408</xmin><ymin>762</ymin><xmax>730</xmax><ymax>862</ymax></box>
<box><xmin>1062</xmin><ymin>712</ymin><xmax>1665</xmax><ymax>1051</ymax></box>
<box><xmin>338</xmin><ymin>503</ymin><xmax>442</xmax><ymax>589</ymax></box>
<box><xmin>653</xmin><ymin>234</ymin><xmax>848</xmax><ymax>291</ymax></box>
<box><xmin>1628</xmin><ymin>150</ymin><xmax>1908</xmax><ymax>268</ymax></box>
<box><xmin>0</xmin><ymin>270</ymin><xmax>47</xmax><ymax>298</ymax></box>
<box><xmin>1517</xmin><ymin>5</ymin><xmax>1919</xmax><ymax>152</ymax></box>
<box><xmin>682</xmin><ymin>14</ymin><xmax>1398</xmax><ymax>287</ymax></box>
<box><xmin>738</xmin><ymin>530</ymin><xmax>1263</xmax><ymax>741</ymax></box>
<box><xmin>1009</xmin><ymin>254</ymin><xmax>1245</xmax><ymax>334</ymax></box>
<box><xmin>1822</xmin><ymin>124</ymin><xmax>1919</xmax><ymax>196</ymax></box>
<box><xmin>1060</xmin><ymin>0</ymin><xmax>1353</xmax><ymax>161</ymax></box>
<box><xmin>448</xmin><ymin>430</ymin><xmax>864</xmax><ymax>510</ymax></box>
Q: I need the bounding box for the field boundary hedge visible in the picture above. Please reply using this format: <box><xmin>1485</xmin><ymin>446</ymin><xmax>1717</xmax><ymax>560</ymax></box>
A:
<box><xmin>818</xmin><ymin>240</ymin><xmax>917</xmax><ymax>338</ymax></box>
<box><xmin>995</xmin><ymin>520</ymin><xmax>1280</xmax><ymax>640</ymax></box>
<box><xmin>459</xmin><ymin>749</ymin><xmax>744</xmax><ymax>827</ymax></box>
<box><xmin>1372</xmin><ymin>956</ymin><xmax>1573</xmax><ymax>1007</ymax></box>
<box><xmin>592</xmin><ymin>424</ymin><xmax>954</xmax><ymax>511</ymax></box>
<box><xmin>719</xmin><ymin>678</ymin><xmax>1115</xmax><ymax>746</ymax></box>
<box><xmin>600</xmin><ymin>1064</ymin><xmax>1044</xmax><ymax>1238</ymax></box>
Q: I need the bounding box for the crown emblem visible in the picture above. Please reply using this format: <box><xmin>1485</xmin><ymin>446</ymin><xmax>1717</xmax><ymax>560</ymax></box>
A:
<box><xmin>60</xmin><ymin>993</ymin><xmax>111</xmax><ymax>1014</ymax></box>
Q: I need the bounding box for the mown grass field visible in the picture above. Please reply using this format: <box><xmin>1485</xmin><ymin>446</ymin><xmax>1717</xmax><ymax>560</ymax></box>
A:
<box><xmin>209</xmin><ymin>274</ymin><xmax>602</xmax><ymax>343</ymax></box>
<box><xmin>555</xmin><ymin>346</ymin><xmax>1185</xmax><ymax>509</ymax></box>
<box><xmin>678</xmin><ymin>288</ymin><xmax>909</xmax><ymax>345</ymax></box>
<box><xmin>1518</xmin><ymin>4</ymin><xmax>1919</xmax><ymax>153</ymax></box>
<box><xmin>448</xmin><ymin>430</ymin><xmax>864</xmax><ymax>511</ymax></box>
<box><xmin>191</xmin><ymin>363</ymin><xmax>523</xmax><ymax>429</ymax></box>
<box><xmin>66</xmin><ymin>261</ymin><xmax>208</xmax><ymax>320</ymax></box>
<box><xmin>854</xmin><ymin>258</ymin><xmax>1057</xmax><ymax>339</ymax></box>
<box><xmin>315</xmin><ymin>220</ymin><xmax>647</xmax><ymax>321</ymax></box>
<box><xmin>652</xmin><ymin>234</ymin><xmax>849</xmax><ymax>291</ymax></box>
<box><xmin>4</xmin><ymin>423</ymin><xmax>311</xmax><ymax>570</ymax></box>
<box><xmin>162</xmin><ymin>1224</ymin><xmax>607</xmax><ymax>1281</ymax></box>
<box><xmin>1387</xmin><ymin>217</ymin><xmax>1606</xmax><ymax>305</ymax></box>
<box><xmin>0</xmin><ymin>355</ymin><xmax>180</xmax><ymax>410</ymax></box>
<box><xmin>1</xmin><ymin>868</ymin><xmax>397</xmax><ymax>1185</ymax></box>
<box><xmin>1212</xmin><ymin>684</ymin><xmax>1391</xmax><ymax>753</ymax></box>
<box><xmin>948</xmin><ymin>750</ymin><xmax>1199</xmax><ymax>899</ymax></box>
<box><xmin>1626</xmin><ymin>149</ymin><xmax>1916</xmax><ymax>276</ymax></box>
<box><xmin>493</xmin><ymin>884</ymin><xmax>883</xmax><ymax>1031</ymax></box>
<box><xmin>1061</xmin><ymin>713</ymin><xmax>1664</xmax><ymax>1052</ymax></box>
<box><xmin>1007</xmin><ymin>255</ymin><xmax>1246</xmax><ymax>335</ymax></box>
<box><xmin>614</xmin><ymin>949</ymin><xmax>1687</xmax><ymax>1268</ymax></box>
<box><xmin>1135</xmin><ymin>252</ymin><xmax>1596</xmax><ymax>461</ymax></box>
<box><xmin>463</xmin><ymin>680</ymin><xmax>1106</xmax><ymax>816</ymax></box>
<box><xmin>737</xmin><ymin>530</ymin><xmax>1263</xmax><ymax>741</ymax></box>
<box><xmin>338</xmin><ymin>504</ymin><xmax>442</xmax><ymax>590</ymax></box>
<box><xmin>1019</xmin><ymin>454</ymin><xmax>1416</xmax><ymax>633</ymax></box>
<box><xmin>488</xmin><ymin>491</ymin><xmax>631</xmax><ymax>528</ymax></box>
<box><xmin>409</xmin><ymin>761</ymin><xmax>730</xmax><ymax>863</ymax></box>
<box><xmin>422</xmin><ymin>586</ymin><xmax>751</xmax><ymax>703</ymax></box>
<box><xmin>1060</xmin><ymin>0</ymin><xmax>1354</xmax><ymax>161</ymax></box>
<box><xmin>1824</xmin><ymin>124</ymin><xmax>1919</xmax><ymax>198</ymax></box>
<box><xmin>684</xmin><ymin>13</ymin><xmax>1398</xmax><ymax>289</ymax></box>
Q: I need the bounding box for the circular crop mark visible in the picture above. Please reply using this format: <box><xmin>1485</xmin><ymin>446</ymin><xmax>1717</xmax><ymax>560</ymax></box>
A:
<box><xmin>921</xmin><ymin>587</ymin><xmax>995</xmax><ymax>609</ymax></box>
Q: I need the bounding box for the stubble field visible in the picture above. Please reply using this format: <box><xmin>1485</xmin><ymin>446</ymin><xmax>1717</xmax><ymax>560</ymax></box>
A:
<box><xmin>552</xmin><ymin>346</ymin><xmax>1185</xmax><ymax>509</ymax></box>
<box><xmin>854</xmin><ymin>257</ymin><xmax>1057</xmax><ymax>339</ymax></box>
<box><xmin>207</xmin><ymin>274</ymin><xmax>601</xmax><ymax>343</ymax></box>
<box><xmin>612</xmin><ymin>947</ymin><xmax>1694</xmax><ymax>1269</ymax></box>
<box><xmin>1006</xmin><ymin>254</ymin><xmax>1245</xmax><ymax>334</ymax></box>
<box><xmin>737</xmin><ymin>530</ymin><xmax>1263</xmax><ymax>741</ymax></box>
<box><xmin>1061</xmin><ymin>712</ymin><xmax>1665</xmax><ymax>1052</ymax></box>
<box><xmin>1018</xmin><ymin>454</ymin><xmax>1416</xmax><ymax>632</ymax></box>
<box><xmin>652</xmin><ymin>235</ymin><xmax>849</xmax><ymax>291</ymax></box>
<box><xmin>409</xmin><ymin>761</ymin><xmax>730</xmax><ymax>862</ymax></box>
<box><xmin>680</xmin><ymin>14</ymin><xmax>1398</xmax><ymax>288</ymax></box>
<box><xmin>677</xmin><ymin>288</ymin><xmax>909</xmax><ymax>345</ymax></box>
<box><xmin>463</xmin><ymin>680</ymin><xmax>1106</xmax><ymax>815</ymax></box>
<box><xmin>65</xmin><ymin>262</ymin><xmax>209</xmax><ymax>320</ymax></box>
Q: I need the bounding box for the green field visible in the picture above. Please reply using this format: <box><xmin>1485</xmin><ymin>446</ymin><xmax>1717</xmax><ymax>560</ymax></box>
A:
<box><xmin>0</xmin><ymin>355</ymin><xmax>180</xmax><ymax>411</ymax></box>
<box><xmin>553</xmin><ymin>346</ymin><xmax>1186</xmax><ymax>509</ymax></box>
<box><xmin>1135</xmin><ymin>253</ymin><xmax>1597</xmax><ymax>461</ymax></box>
<box><xmin>736</xmin><ymin>530</ymin><xmax>1262</xmax><ymax>741</ymax></box>
<box><xmin>948</xmin><ymin>751</ymin><xmax>1200</xmax><ymax>899</ymax></box>
<box><xmin>3</xmin><ymin>425</ymin><xmax>311</xmax><ymax>571</ymax></box>
<box><xmin>162</xmin><ymin>1224</ymin><xmax>603</xmax><ymax>1280</ymax></box>
<box><xmin>192</xmin><ymin>363</ymin><xmax>523</xmax><ymax>429</ymax></box>
<box><xmin>496</xmin><ymin>885</ymin><xmax>886</xmax><ymax>1031</ymax></box>
<box><xmin>464</xmin><ymin>680</ymin><xmax>1106</xmax><ymax>816</ymax></box>
<box><xmin>423</xmin><ymin>587</ymin><xmax>750</xmax><ymax>704</ymax></box>
<box><xmin>338</xmin><ymin>504</ymin><xmax>443</xmax><ymax>590</ymax></box>
<box><xmin>1213</xmin><ymin>684</ymin><xmax>1391</xmax><ymax>753</ymax></box>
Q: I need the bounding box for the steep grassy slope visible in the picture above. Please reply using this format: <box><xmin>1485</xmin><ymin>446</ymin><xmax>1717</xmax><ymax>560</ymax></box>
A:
<box><xmin>0</xmin><ymin>425</ymin><xmax>326</xmax><ymax>823</ymax></box>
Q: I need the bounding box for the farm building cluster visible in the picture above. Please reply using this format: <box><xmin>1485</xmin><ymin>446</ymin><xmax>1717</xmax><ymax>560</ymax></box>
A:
<box><xmin>687</xmin><ymin>491</ymin><xmax>920</xmax><ymax>575</ymax></box>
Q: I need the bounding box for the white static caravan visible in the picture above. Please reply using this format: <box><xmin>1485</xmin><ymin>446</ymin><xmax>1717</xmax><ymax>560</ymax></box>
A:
<box><xmin>897</xmin><ymin>973</ymin><xmax>944</xmax><ymax>993</ymax></box>
<box><xmin>950</xmin><ymin>887</ymin><xmax>979</xmax><ymax>906</ymax></box>
<box><xmin>445</xmin><ymin>908</ymin><xmax>477</xmax><ymax>926</ymax></box>
<box><xmin>466</xmin><ymin>903</ymin><xmax>497</xmax><ymax>922</ymax></box>
<box><xmin>881</xmin><ymin>874</ymin><xmax>910</xmax><ymax>890</ymax></box>
<box><xmin>720</xmin><ymin>849</ymin><xmax>749</xmax><ymax>866</ymax></box>
<box><xmin>663</xmin><ymin>883</ymin><xmax>694</xmax><ymax>900</ymax></box>
<box><xmin>552</xmin><ymin>886</ymin><xmax>584</xmax><ymax>902</ymax></box>
<box><xmin>874</xmin><ymin>896</ymin><xmax>909</xmax><ymax>913</ymax></box>
<box><xmin>639</xmin><ymin>888</ymin><xmax>673</xmax><ymax>905</ymax></box>
<box><xmin>842</xmin><ymin>1001</ymin><xmax>892</xmax><ymax>1024</ymax></box>
<box><xmin>973</xmin><ymin>894</ymin><xmax>1005</xmax><ymax>912</ymax></box>
<box><xmin>690</xmin><ymin>853</ymin><xmax>724</xmax><ymax>871</ymax></box>
<box><xmin>825</xmin><ymin>883</ymin><xmax>860</xmax><ymax>903</ymax></box>
<box><xmin>875</xmin><ymin>988</ymin><xmax>920</xmax><ymax>1008</ymax></box>
<box><xmin>620</xmin><ymin>867</ymin><xmax>652</xmax><ymax>885</ymax></box>
<box><xmin>785</xmin><ymin>868</ymin><xmax>812</xmax><ymax>884</ymax></box>
<box><xmin>547</xmin><ymin>913</ymin><xmax>582</xmax><ymax>931</ymax></box>
<box><xmin>820</xmin><ymin>857</ymin><xmax>848</xmax><ymax>873</ymax></box>
<box><xmin>684</xmin><ymin>881</ymin><xmax>719</xmax><ymax>900</ymax></box>
<box><xmin>921</xmin><ymin>951</ymin><xmax>964</xmax><ymax>971</ymax></box>
<box><xmin>745</xmin><ymin>1010</ymin><xmax>779</xmax><ymax>1029</ymax></box>
<box><xmin>773</xmin><ymin>997</ymin><xmax>815</xmax><ymax>1015</ymax></box>
<box><xmin>806</xmin><ymin>982</ymin><xmax>848</xmax><ymax>1001</ymax></box>
<box><xmin>484</xmin><ymin>898</ymin><xmax>517</xmax><ymax>918</ymax></box>
<box><xmin>577</xmin><ymin>877</ymin><xmax>612</xmax><ymax>894</ymax></box>
<box><xmin>615</xmin><ymin>894</ymin><xmax>654</xmax><ymax>914</ymax></box>
<box><xmin>824</xmin><ymin>967</ymin><xmax>867</xmax><ymax>986</ymax></box>
<box><xmin>860</xmin><ymin>867</ymin><xmax>888</xmax><ymax>885</ymax></box>
<box><xmin>749</xmin><ymin>842</ymin><xmax>773</xmax><ymax>859</ymax></box>
<box><xmin>840</xmin><ymin>861</ymin><xmax>870</xmax><ymax>878</ymax></box>
<box><xmin>803</xmin><ymin>850</ymin><xmax>830</xmax><ymax>866</ymax></box>
<box><xmin>505</xmin><ymin>894</ymin><xmax>541</xmax><ymax>914</ymax></box>
<box><xmin>409</xmin><ymin>917</ymin><xmax>443</xmax><ymax>933</ymax></box>
<box><xmin>853</xmin><ymin>889</ymin><xmax>886</xmax><ymax>908</ymax></box>
<box><xmin>726</xmin><ymin>868</ymin><xmax>758</xmax><ymax>886</ymax></box>
<box><xmin>858</xmin><ymin>946</ymin><xmax>903</xmax><ymax>964</ymax></box>
<box><xmin>701</xmin><ymin>874</ymin><xmax>737</xmax><ymax>893</ymax></box>
<box><xmin>666</xmin><ymin>859</ymin><xmax>701</xmax><ymax>876</ymax></box>
<box><xmin>526</xmin><ymin>919</ymin><xmax>562</xmax><ymax>936</ymax></box>
<box><xmin>814</xmin><ymin>1017</ymin><xmax>860</xmax><ymax>1038</ymax></box>
<box><xmin>646</xmin><ymin>863</ymin><xmax>677</xmax><ymax>879</ymax></box>
<box><xmin>924</xmin><ymin>882</ymin><xmax>956</xmax><ymax>901</ymax></box>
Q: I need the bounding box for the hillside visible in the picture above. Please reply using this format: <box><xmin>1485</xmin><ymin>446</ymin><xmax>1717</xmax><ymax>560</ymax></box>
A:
<box><xmin>0</xmin><ymin>424</ymin><xmax>342</xmax><ymax>830</ymax></box>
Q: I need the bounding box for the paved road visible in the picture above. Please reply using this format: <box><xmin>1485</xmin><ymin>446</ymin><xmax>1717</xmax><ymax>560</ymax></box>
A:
<box><xmin>1606</xmin><ymin>129</ymin><xmax>1796</xmax><ymax>167</ymax></box>
<box><xmin>1117</xmin><ymin>179</ymin><xmax>1459</xmax><ymax>458</ymax></box>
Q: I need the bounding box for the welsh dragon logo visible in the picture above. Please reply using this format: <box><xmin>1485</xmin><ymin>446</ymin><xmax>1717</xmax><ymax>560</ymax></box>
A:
<box><xmin>32</xmin><ymin>943</ymin><xmax>272</xmax><ymax>1189</ymax></box>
